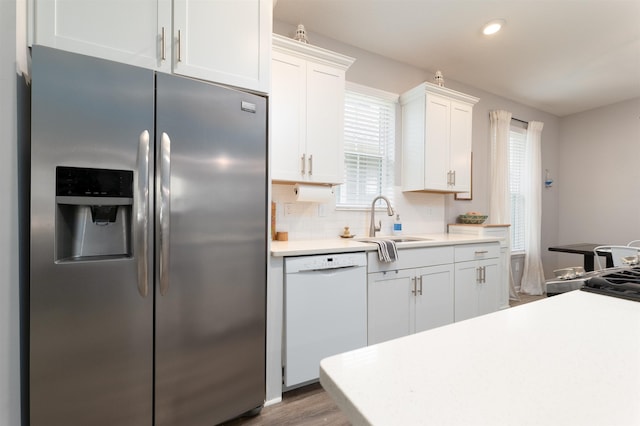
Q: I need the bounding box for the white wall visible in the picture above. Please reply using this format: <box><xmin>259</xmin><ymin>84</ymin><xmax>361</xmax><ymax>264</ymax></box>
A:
<box><xmin>555</xmin><ymin>97</ymin><xmax>640</xmax><ymax>268</ymax></box>
<box><xmin>1</xmin><ymin>0</ymin><xmax>23</xmax><ymax>424</ymax></box>
<box><xmin>273</xmin><ymin>21</ymin><xmax>561</xmax><ymax>277</ymax></box>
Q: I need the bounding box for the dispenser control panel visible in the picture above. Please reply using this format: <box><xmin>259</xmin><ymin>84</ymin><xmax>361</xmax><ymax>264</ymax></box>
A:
<box><xmin>56</xmin><ymin>166</ymin><xmax>133</xmax><ymax>198</ymax></box>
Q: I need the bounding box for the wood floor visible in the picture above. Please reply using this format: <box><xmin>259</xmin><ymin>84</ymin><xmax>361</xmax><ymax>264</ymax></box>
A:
<box><xmin>221</xmin><ymin>382</ymin><xmax>349</xmax><ymax>426</ymax></box>
<box><xmin>509</xmin><ymin>291</ymin><xmax>547</xmax><ymax>307</ymax></box>
<box><xmin>223</xmin><ymin>292</ymin><xmax>547</xmax><ymax>426</ymax></box>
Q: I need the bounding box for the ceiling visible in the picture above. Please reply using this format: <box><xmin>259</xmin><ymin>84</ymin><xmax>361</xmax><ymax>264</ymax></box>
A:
<box><xmin>273</xmin><ymin>0</ymin><xmax>640</xmax><ymax>117</ymax></box>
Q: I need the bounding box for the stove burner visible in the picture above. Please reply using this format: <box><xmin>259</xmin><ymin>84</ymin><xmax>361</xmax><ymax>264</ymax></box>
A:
<box><xmin>581</xmin><ymin>266</ymin><xmax>640</xmax><ymax>302</ymax></box>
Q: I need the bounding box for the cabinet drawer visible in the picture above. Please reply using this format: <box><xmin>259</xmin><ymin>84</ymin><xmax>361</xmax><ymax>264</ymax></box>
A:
<box><xmin>454</xmin><ymin>243</ymin><xmax>500</xmax><ymax>263</ymax></box>
<box><xmin>368</xmin><ymin>246</ymin><xmax>454</xmax><ymax>273</ymax></box>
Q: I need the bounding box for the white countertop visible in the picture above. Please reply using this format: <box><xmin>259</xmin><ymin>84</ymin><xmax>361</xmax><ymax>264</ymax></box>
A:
<box><xmin>270</xmin><ymin>233</ymin><xmax>502</xmax><ymax>257</ymax></box>
<box><xmin>320</xmin><ymin>291</ymin><xmax>640</xmax><ymax>426</ymax></box>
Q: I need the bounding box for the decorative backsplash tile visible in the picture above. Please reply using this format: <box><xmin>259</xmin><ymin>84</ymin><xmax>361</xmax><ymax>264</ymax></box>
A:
<box><xmin>271</xmin><ymin>184</ymin><xmax>446</xmax><ymax>240</ymax></box>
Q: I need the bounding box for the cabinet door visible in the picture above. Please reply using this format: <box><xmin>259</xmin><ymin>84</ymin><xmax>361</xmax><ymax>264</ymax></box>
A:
<box><xmin>477</xmin><ymin>260</ymin><xmax>500</xmax><ymax>316</ymax></box>
<box><xmin>449</xmin><ymin>101</ymin><xmax>473</xmax><ymax>192</ymax></box>
<box><xmin>368</xmin><ymin>270</ymin><xmax>413</xmax><ymax>345</ymax></box>
<box><xmin>34</xmin><ymin>0</ymin><xmax>171</xmax><ymax>71</ymax></box>
<box><xmin>414</xmin><ymin>264</ymin><xmax>454</xmax><ymax>333</ymax></box>
<box><xmin>454</xmin><ymin>261</ymin><xmax>480</xmax><ymax>322</ymax></box>
<box><xmin>305</xmin><ymin>62</ymin><xmax>346</xmax><ymax>184</ymax></box>
<box><xmin>455</xmin><ymin>259</ymin><xmax>500</xmax><ymax>321</ymax></box>
<box><xmin>424</xmin><ymin>94</ymin><xmax>451</xmax><ymax>191</ymax></box>
<box><xmin>173</xmin><ymin>0</ymin><xmax>270</xmax><ymax>93</ymax></box>
<box><xmin>271</xmin><ymin>52</ymin><xmax>306</xmax><ymax>182</ymax></box>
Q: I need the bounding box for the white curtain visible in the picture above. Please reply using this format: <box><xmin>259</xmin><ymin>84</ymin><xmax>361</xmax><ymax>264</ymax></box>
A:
<box><xmin>520</xmin><ymin>121</ymin><xmax>546</xmax><ymax>295</ymax></box>
<box><xmin>489</xmin><ymin>110</ymin><xmax>519</xmax><ymax>300</ymax></box>
<box><xmin>489</xmin><ymin>110</ymin><xmax>512</xmax><ymax>223</ymax></box>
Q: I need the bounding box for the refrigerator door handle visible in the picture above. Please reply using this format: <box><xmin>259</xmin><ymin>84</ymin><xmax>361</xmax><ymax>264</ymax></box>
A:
<box><xmin>137</xmin><ymin>130</ymin><xmax>150</xmax><ymax>298</ymax></box>
<box><xmin>159</xmin><ymin>132</ymin><xmax>171</xmax><ymax>296</ymax></box>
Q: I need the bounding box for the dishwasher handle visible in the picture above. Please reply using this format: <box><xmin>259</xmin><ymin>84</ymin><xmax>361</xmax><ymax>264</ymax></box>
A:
<box><xmin>295</xmin><ymin>264</ymin><xmax>363</xmax><ymax>273</ymax></box>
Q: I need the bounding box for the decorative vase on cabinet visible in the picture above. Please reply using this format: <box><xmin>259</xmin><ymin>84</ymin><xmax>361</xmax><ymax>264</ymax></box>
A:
<box><xmin>271</xmin><ymin>34</ymin><xmax>355</xmax><ymax>185</ymax></box>
<box><xmin>400</xmin><ymin>82</ymin><xmax>479</xmax><ymax>193</ymax></box>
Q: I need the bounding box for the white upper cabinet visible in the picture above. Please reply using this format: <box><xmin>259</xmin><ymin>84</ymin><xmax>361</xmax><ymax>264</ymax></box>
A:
<box><xmin>33</xmin><ymin>0</ymin><xmax>171</xmax><ymax>72</ymax></box>
<box><xmin>400</xmin><ymin>82</ymin><xmax>478</xmax><ymax>193</ymax></box>
<box><xmin>32</xmin><ymin>0</ymin><xmax>271</xmax><ymax>93</ymax></box>
<box><xmin>271</xmin><ymin>34</ymin><xmax>355</xmax><ymax>185</ymax></box>
<box><xmin>173</xmin><ymin>0</ymin><xmax>271</xmax><ymax>93</ymax></box>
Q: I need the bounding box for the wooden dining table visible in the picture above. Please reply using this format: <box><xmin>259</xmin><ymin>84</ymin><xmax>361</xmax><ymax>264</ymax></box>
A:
<box><xmin>547</xmin><ymin>243</ymin><xmax>613</xmax><ymax>271</ymax></box>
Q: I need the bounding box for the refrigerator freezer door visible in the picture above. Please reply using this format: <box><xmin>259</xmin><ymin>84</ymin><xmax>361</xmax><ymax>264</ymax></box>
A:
<box><xmin>154</xmin><ymin>73</ymin><xmax>267</xmax><ymax>426</ymax></box>
<box><xmin>30</xmin><ymin>46</ymin><xmax>155</xmax><ymax>425</ymax></box>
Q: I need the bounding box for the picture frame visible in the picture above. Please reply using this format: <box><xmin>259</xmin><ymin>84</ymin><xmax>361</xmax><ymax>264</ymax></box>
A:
<box><xmin>454</xmin><ymin>153</ymin><xmax>473</xmax><ymax>200</ymax></box>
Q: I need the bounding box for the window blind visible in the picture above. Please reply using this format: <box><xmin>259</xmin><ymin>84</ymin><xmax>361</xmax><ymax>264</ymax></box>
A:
<box><xmin>337</xmin><ymin>85</ymin><xmax>397</xmax><ymax>208</ymax></box>
<box><xmin>509</xmin><ymin>126</ymin><xmax>527</xmax><ymax>252</ymax></box>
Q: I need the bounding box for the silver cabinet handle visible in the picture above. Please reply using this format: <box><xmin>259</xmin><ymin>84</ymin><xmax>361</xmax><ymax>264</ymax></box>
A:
<box><xmin>418</xmin><ymin>276</ymin><xmax>423</xmax><ymax>295</ymax></box>
<box><xmin>177</xmin><ymin>29</ymin><xmax>182</xmax><ymax>62</ymax></box>
<box><xmin>446</xmin><ymin>171</ymin><xmax>451</xmax><ymax>185</ymax></box>
<box><xmin>308</xmin><ymin>154</ymin><xmax>313</xmax><ymax>176</ymax></box>
<box><xmin>452</xmin><ymin>170</ymin><xmax>456</xmax><ymax>186</ymax></box>
<box><xmin>301</xmin><ymin>153</ymin><xmax>306</xmax><ymax>175</ymax></box>
<box><xmin>136</xmin><ymin>130</ymin><xmax>150</xmax><ymax>298</ymax></box>
<box><xmin>411</xmin><ymin>277</ymin><xmax>417</xmax><ymax>295</ymax></box>
<box><xmin>161</xmin><ymin>27</ymin><xmax>166</xmax><ymax>61</ymax></box>
<box><xmin>475</xmin><ymin>250</ymin><xmax>489</xmax><ymax>255</ymax></box>
<box><xmin>477</xmin><ymin>266</ymin><xmax>486</xmax><ymax>283</ymax></box>
<box><xmin>159</xmin><ymin>132</ymin><xmax>171</xmax><ymax>296</ymax></box>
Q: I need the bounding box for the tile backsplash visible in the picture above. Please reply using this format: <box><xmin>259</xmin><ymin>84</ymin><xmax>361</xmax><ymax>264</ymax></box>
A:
<box><xmin>272</xmin><ymin>184</ymin><xmax>446</xmax><ymax>240</ymax></box>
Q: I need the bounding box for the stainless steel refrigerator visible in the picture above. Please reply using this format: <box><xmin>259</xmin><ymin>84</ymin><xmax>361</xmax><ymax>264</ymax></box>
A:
<box><xmin>29</xmin><ymin>46</ymin><xmax>267</xmax><ymax>426</ymax></box>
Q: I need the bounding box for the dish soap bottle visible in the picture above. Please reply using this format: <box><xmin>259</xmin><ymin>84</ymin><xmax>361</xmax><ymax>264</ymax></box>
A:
<box><xmin>393</xmin><ymin>214</ymin><xmax>402</xmax><ymax>236</ymax></box>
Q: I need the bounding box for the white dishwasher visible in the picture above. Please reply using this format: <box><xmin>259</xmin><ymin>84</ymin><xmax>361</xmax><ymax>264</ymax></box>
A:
<box><xmin>284</xmin><ymin>252</ymin><xmax>367</xmax><ymax>387</ymax></box>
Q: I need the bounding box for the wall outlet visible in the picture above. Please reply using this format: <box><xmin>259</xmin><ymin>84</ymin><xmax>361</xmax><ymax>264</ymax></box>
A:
<box><xmin>318</xmin><ymin>204</ymin><xmax>327</xmax><ymax>217</ymax></box>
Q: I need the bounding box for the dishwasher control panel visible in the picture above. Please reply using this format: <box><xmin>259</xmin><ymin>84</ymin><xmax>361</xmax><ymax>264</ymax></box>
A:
<box><xmin>285</xmin><ymin>252</ymin><xmax>367</xmax><ymax>273</ymax></box>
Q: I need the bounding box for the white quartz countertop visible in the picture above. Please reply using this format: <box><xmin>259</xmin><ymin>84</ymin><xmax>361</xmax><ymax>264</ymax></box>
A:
<box><xmin>320</xmin><ymin>291</ymin><xmax>640</xmax><ymax>426</ymax></box>
<box><xmin>270</xmin><ymin>233</ymin><xmax>502</xmax><ymax>257</ymax></box>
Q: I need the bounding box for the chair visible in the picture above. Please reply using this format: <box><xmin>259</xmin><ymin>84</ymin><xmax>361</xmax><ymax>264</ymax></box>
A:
<box><xmin>627</xmin><ymin>240</ymin><xmax>640</xmax><ymax>248</ymax></box>
<box><xmin>593</xmin><ymin>245</ymin><xmax>640</xmax><ymax>270</ymax></box>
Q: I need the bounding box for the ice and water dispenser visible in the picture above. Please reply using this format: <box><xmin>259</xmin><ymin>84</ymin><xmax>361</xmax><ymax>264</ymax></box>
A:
<box><xmin>55</xmin><ymin>166</ymin><xmax>134</xmax><ymax>261</ymax></box>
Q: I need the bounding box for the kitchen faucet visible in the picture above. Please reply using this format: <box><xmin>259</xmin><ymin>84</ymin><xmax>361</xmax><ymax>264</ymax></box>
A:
<box><xmin>369</xmin><ymin>195</ymin><xmax>394</xmax><ymax>237</ymax></box>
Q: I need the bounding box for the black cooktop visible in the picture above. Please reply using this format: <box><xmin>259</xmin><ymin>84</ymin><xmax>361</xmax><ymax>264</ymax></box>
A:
<box><xmin>581</xmin><ymin>267</ymin><xmax>640</xmax><ymax>302</ymax></box>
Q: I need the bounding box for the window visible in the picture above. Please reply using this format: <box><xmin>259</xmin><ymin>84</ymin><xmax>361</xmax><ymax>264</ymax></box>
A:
<box><xmin>336</xmin><ymin>83</ymin><xmax>397</xmax><ymax>208</ymax></box>
<box><xmin>509</xmin><ymin>124</ymin><xmax>527</xmax><ymax>252</ymax></box>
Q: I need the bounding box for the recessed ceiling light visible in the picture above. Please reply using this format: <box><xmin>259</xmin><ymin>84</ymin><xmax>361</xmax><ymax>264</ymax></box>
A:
<box><xmin>482</xmin><ymin>19</ymin><xmax>505</xmax><ymax>35</ymax></box>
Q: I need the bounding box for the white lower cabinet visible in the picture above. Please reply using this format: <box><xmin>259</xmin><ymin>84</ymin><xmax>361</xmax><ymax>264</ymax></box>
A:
<box><xmin>267</xmin><ymin>240</ymin><xmax>505</xmax><ymax>404</ymax></box>
<box><xmin>368</xmin><ymin>270</ymin><xmax>413</xmax><ymax>344</ymax></box>
<box><xmin>448</xmin><ymin>224</ymin><xmax>511</xmax><ymax>310</ymax></box>
<box><xmin>415</xmin><ymin>265</ymin><xmax>456</xmax><ymax>332</ymax></box>
<box><xmin>454</xmin><ymin>243</ymin><xmax>501</xmax><ymax>321</ymax></box>
<box><xmin>367</xmin><ymin>247</ymin><xmax>455</xmax><ymax>345</ymax></box>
